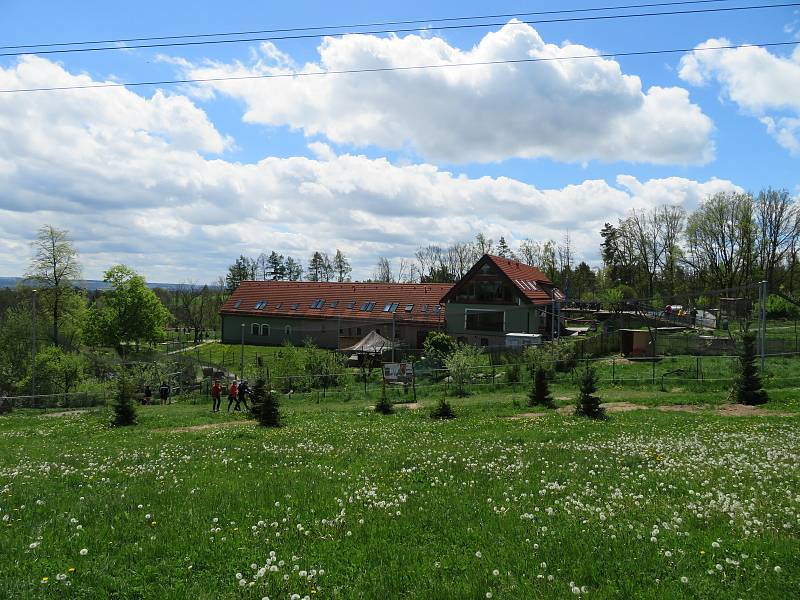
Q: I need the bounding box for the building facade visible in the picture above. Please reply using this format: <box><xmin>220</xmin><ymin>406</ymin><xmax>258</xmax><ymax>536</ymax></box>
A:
<box><xmin>219</xmin><ymin>255</ymin><xmax>562</xmax><ymax>349</ymax></box>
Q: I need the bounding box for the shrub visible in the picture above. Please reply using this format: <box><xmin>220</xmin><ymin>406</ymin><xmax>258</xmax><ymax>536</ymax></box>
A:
<box><xmin>252</xmin><ymin>378</ymin><xmax>281</xmax><ymax>427</ymax></box>
<box><xmin>430</xmin><ymin>396</ymin><xmax>456</xmax><ymax>419</ymax></box>
<box><xmin>423</xmin><ymin>331</ymin><xmax>457</xmax><ymax>361</ymax></box>
<box><xmin>444</xmin><ymin>344</ymin><xmax>484</xmax><ymax>397</ymax></box>
<box><xmin>528</xmin><ymin>367</ymin><xmax>555</xmax><ymax>408</ymax></box>
<box><xmin>732</xmin><ymin>330</ymin><xmax>768</xmax><ymax>406</ymax></box>
<box><xmin>574</xmin><ymin>364</ymin><xmax>605</xmax><ymax>419</ymax></box>
<box><xmin>111</xmin><ymin>372</ymin><xmax>137</xmax><ymax>427</ymax></box>
<box><xmin>766</xmin><ymin>294</ymin><xmax>800</xmax><ymax>320</ymax></box>
<box><xmin>505</xmin><ymin>361</ymin><xmax>521</xmax><ymax>384</ymax></box>
<box><xmin>375</xmin><ymin>385</ymin><xmax>394</xmax><ymax>415</ymax></box>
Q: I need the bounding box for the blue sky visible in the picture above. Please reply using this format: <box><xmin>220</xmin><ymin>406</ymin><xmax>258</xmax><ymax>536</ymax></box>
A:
<box><xmin>1</xmin><ymin>1</ymin><xmax>799</xmax><ymax>281</ymax></box>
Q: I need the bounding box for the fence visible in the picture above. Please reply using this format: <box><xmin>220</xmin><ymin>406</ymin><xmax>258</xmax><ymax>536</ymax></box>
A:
<box><xmin>1</xmin><ymin>391</ymin><xmax>110</xmax><ymax>410</ymax></box>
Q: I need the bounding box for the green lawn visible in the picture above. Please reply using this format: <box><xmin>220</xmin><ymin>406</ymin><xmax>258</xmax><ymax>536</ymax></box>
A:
<box><xmin>1</xmin><ymin>389</ymin><xmax>798</xmax><ymax>599</ymax></box>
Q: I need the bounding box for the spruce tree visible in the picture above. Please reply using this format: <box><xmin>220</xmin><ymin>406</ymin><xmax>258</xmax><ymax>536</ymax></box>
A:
<box><xmin>431</xmin><ymin>390</ymin><xmax>456</xmax><ymax>419</ymax></box>
<box><xmin>375</xmin><ymin>384</ymin><xmax>394</xmax><ymax>415</ymax></box>
<box><xmin>574</xmin><ymin>364</ymin><xmax>605</xmax><ymax>419</ymax></box>
<box><xmin>733</xmin><ymin>330</ymin><xmax>768</xmax><ymax>406</ymax></box>
<box><xmin>252</xmin><ymin>378</ymin><xmax>281</xmax><ymax>427</ymax></box>
<box><xmin>528</xmin><ymin>367</ymin><xmax>555</xmax><ymax>408</ymax></box>
<box><xmin>112</xmin><ymin>372</ymin><xmax>137</xmax><ymax>426</ymax></box>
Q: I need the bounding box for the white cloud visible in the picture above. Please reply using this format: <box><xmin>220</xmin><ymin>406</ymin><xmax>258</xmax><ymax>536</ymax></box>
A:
<box><xmin>679</xmin><ymin>40</ymin><xmax>800</xmax><ymax>154</ymax></box>
<box><xmin>180</xmin><ymin>21</ymin><xmax>714</xmax><ymax>165</ymax></box>
<box><xmin>0</xmin><ymin>57</ymin><xmax>737</xmax><ymax>281</ymax></box>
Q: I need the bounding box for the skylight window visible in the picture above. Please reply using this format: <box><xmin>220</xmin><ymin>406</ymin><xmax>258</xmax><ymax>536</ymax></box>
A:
<box><xmin>433</xmin><ymin>305</ymin><xmax>441</xmax><ymax>314</ymax></box>
<box><xmin>275</xmin><ymin>303</ymin><xmax>282</xmax><ymax>309</ymax></box>
<box><xmin>347</xmin><ymin>301</ymin><xmax>355</xmax><ymax>309</ymax></box>
<box><xmin>360</xmin><ymin>301</ymin><xmax>375</xmax><ymax>312</ymax></box>
<box><xmin>233</xmin><ymin>300</ymin><xmax>242</xmax><ymax>309</ymax></box>
<box><xmin>421</xmin><ymin>304</ymin><xmax>428</xmax><ymax>313</ymax></box>
<box><xmin>405</xmin><ymin>304</ymin><xmax>414</xmax><ymax>312</ymax></box>
<box><xmin>382</xmin><ymin>302</ymin><xmax>399</xmax><ymax>313</ymax></box>
<box><xmin>291</xmin><ymin>303</ymin><xmax>299</xmax><ymax>310</ymax></box>
<box><xmin>330</xmin><ymin>301</ymin><xmax>338</xmax><ymax>308</ymax></box>
<box><xmin>310</xmin><ymin>299</ymin><xmax>325</xmax><ymax>309</ymax></box>
<box><xmin>254</xmin><ymin>300</ymin><xmax>267</xmax><ymax>309</ymax></box>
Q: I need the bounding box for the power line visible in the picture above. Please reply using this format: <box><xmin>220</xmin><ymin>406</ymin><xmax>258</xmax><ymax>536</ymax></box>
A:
<box><xmin>1</xmin><ymin>2</ymin><xmax>797</xmax><ymax>58</ymax></box>
<box><xmin>1</xmin><ymin>40</ymin><xmax>796</xmax><ymax>94</ymax></box>
<box><xmin>0</xmin><ymin>0</ymin><xmax>740</xmax><ymax>51</ymax></box>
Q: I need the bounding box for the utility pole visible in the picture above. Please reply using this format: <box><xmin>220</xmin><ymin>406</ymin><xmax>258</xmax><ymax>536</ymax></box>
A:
<box><xmin>31</xmin><ymin>289</ymin><xmax>37</xmax><ymax>402</ymax></box>
<box><xmin>391</xmin><ymin>314</ymin><xmax>396</xmax><ymax>363</ymax></box>
<box><xmin>240</xmin><ymin>323</ymin><xmax>245</xmax><ymax>378</ymax></box>
<box><xmin>760</xmin><ymin>280</ymin><xmax>767</xmax><ymax>370</ymax></box>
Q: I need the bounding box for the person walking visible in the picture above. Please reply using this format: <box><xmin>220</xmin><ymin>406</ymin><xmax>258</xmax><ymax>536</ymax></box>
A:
<box><xmin>211</xmin><ymin>380</ymin><xmax>222</xmax><ymax>413</ymax></box>
<box><xmin>227</xmin><ymin>380</ymin><xmax>238</xmax><ymax>412</ymax></box>
<box><xmin>159</xmin><ymin>381</ymin><xmax>170</xmax><ymax>405</ymax></box>
<box><xmin>237</xmin><ymin>380</ymin><xmax>251</xmax><ymax>412</ymax></box>
<box><xmin>143</xmin><ymin>385</ymin><xmax>152</xmax><ymax>406</ymax></box>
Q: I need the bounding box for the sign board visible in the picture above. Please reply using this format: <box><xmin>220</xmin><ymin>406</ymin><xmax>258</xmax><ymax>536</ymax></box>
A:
<box><xmin>383</xmin><ymin>362</ymin><xmax>414</xmax><ymax>382</ymax></box>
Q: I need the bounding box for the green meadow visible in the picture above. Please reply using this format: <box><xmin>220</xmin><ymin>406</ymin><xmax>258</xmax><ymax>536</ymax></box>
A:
<box><xmin>1</xmin><ymin>387</ymin><xmax>799</xmax><ymax>599</ymax></box>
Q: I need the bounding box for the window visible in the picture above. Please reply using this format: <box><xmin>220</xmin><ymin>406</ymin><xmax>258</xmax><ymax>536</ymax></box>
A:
<box><xmin>310</xmin><ymin>299</ymin><xmax>324</xmax><ymax>309</ymax></box>
<box><xmin>465</xmin><ymin>310</ymin><xmax>504</xmax><ymax>332</ymax></box>
<box><xmin>254</xmin><ymin>300</ymin><xmax>267</xmax><ymax>309</ymax></box>
<box><xmin>356</xmin><ymin>327</ymin><xmax>362</xmax><ymax>336</ymax></box>
<box><xmin>260</xmin><ymin>324</ymin><xmax>270</xmax><ymax>337</ymax></box>
<box><xmin>330</xmin><ymin>301</ymin><xmax>339</xmax><ymax>308</ymax></box>
<box><xmin>250</xmin><ymin>323</ymin><xmax>260</xmax><ymax>335</ymax></box>
<box><xmin>433</xmin><ymin>305</ymin><xmax>441</xmax><ymax>314</ymax></box>
<box><xmin>405</xmin><ymin>304</ymin><xmax>414</xmax><ymax>312</ymax></box>
<box><xmin>421</xmin><ymin>304</ymin><xmax>429</xmax><ymax>313</ymax></box>
<box><xmin>454</xmin><ymin>280</ymin><xmax>515</xmax><ymax>303</ymax></box>
<box><xmin>284</xmin><ymin>325</ymin><xmax>292</xmax><ymax>336</ymax></box>
<box><xmin>275</xmin><ymin>303</ymin><xmax>282</xmax><ymax>309</ymax></box>
<box><xmin>360</xmin><ymin>301</ymin><xmax>375</xmax><ymax>312</ymax></box>
<box><xmin>347</xmin><ymin>301</ymin><xmax>355</xmax><ymax>309</ymax></box>
<box><xmin>233</xmin><ymin>300</ymin><xmax>242</xmax><ymax>309</ymax></box>
<box><xmin>291</xmin><ymin>303</ymin><xmax>299</xmax><ymax>310</ymax></box>
<box><xmin>382</xmin><ymin>302</ymin><xmax>399</xmax><ymax>313</ymax></box>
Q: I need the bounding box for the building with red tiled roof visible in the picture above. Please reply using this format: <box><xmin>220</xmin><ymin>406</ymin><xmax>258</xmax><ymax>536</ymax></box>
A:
<box><xmin>440</xmin><ymin>254</ymin><xmax>561</xmax><ymax>347</ymax></box>
<box><xmin>220</xmin><ymin>254</ymin><xmax>562</xmax><ymax>350</ymax></box>
<box><xmin>221</xmin><ymin>280</ymin><xmax>450</xmax><ymax>349</ymax></box>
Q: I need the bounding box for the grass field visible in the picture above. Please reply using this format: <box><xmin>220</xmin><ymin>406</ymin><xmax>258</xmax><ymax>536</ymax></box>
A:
<box><xmin>1</xmin><ymin>389</ymin><xmax>798</xmax><ymax>599</ymax></box>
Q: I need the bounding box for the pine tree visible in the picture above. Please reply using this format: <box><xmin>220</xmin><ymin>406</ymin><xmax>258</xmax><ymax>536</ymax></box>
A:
<box><xmin>375</xmin><ymin>383</ymin><xmax>394</xmax><ymax>415</ymax></box>
<box><xmin>333</xmin><ymin>249</ymin><xmax>352</xmax><ymax>282</ymax></box>
<box><xmin>497</xmin><ymin>236</ymin><xmax>512</xmax><ymax>258</ymax></box>
<box><xmin>307</xmin><ymin>252</ymin><xmax>325</xmax><ymax>282</ymax></box>
<box><xmin>528</xmin><ymin>367</ymin><xmax>555</xmax><ymax>408</ymax></box>
<box><xmin>733</xmin><ymin>330</ymin><xmax>768</xmax><ymax>406</ymax></box>
<box><xmin>112</xmin><ymin>372</ymin><xmax>137</xmax><ymax>426</ymax></box>
<box><xmin>574</xmin><ymin>364</ymin><xmax>605</xmax><ymax>419</ymax></box>
<box><xmin>251</xmin><ymin>378</ymin><xmax>282</xmax><ymax>427</ymax></box>
<box><xmin>266</xmin><ymin>252</ymin><xmax>286</xmax><ymax>280</ymax></box>
<box><xmin>430</xmin><ymin>394</ymin><xmax>456</xmax><ymax>419</ymax></box>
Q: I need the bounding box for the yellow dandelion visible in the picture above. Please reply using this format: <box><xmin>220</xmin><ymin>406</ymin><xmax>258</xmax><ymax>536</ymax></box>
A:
<box><xmin>41</xmin><ymin>577</ymin><xmax>49</xmax><ymax>583</ymax></box>
<box><xmin>67</xmin><ymin>567</ymin><xmax>75</xmax><ymax>573</ymax></box>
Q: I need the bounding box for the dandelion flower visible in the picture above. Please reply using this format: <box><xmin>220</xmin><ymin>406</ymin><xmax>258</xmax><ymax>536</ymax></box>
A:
<box><xmin>486</xmin><ymin>593</ymin><xmax>493</xmax><ymax>599</ymax></box>
<box><xmin>680</xmin><ymin>577</ymin><xmax>689</xmax><ymax>583</ymax></box>
<box><xmin>475</xmin><ymin>551</ymin><xmax>482</xmax><ymax>558</ymax></box>
<box><xmin>774</xmin><ymin>566</ymin><xmax>782</xmax><ymax>573</ymax></box>
<box><xmin>79</xmin><ymin>549</ymin><xmax>88</xmax><ymax>556</ymax></box>
<box><xmin>492</xmin><ymin>570</ymin><xmax>500</xmax><ymax>576</ymax></box>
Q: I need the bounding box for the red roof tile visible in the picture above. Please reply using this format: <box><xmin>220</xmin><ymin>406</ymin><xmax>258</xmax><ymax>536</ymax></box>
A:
<box><xmin>221</xmin><ymin>281</ymin><xmax>451</xmax><ymax>325</ymax></box>
<box><xmin>486</xmin><ymin>255</ymin><xmax>563</xmax><ymax>304</ymax></box>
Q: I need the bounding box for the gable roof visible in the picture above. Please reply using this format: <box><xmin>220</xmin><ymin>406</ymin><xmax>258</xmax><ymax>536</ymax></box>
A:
<box><xmin>441</xmin><ymin>254</ymin><xmax>563</xmax><ymax>305</ymax></box>
<box><xmin>221</xmin><ymin>280</ymin><xmax>450</xmax><ymax>325</ymax></box>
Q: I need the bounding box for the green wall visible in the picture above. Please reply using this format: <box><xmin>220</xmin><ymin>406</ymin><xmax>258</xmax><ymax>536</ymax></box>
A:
<box><xmin>444</xmin><ymin>303</ymin><xmax>540</xmax><ymax>336</ymax></box>
<box><xmin>221</xmin><ymin>314</ymin><xmax>338</xmax><ymax>348</ymax></box>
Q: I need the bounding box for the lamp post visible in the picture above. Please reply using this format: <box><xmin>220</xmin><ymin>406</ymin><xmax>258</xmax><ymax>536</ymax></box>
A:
<box><xmin>31</xmin><ymin>289</ymin><xmax>37</xmax><ymax>402</ymax></box>
<box><xmin>240</xmin><ymin>323</ymin><xmax>245</xmax><ymax>378</ymax></box>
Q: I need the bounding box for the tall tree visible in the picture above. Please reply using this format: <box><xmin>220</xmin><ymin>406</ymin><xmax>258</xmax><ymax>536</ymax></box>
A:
<box><xmin>474</xmin><ymin>233</ymin><xmax>494</xmax><ymax>256</ymax></box>
<box><xmin>225</xmin><ymin>255</ymin><xmax>256</xmax><ymax>292</ymax></box>
<box><xmin>266</xmin><ymin>251</ymin><xmax>286</xmax><ymax>280</ymax></box>
<box><xmin>307</xmin><ymin>252</ymin><xmax>325</xmax><ymax>282</ymax></box>
<box><xmin>321</xmin><ymin>252</ymin><xmax>335</xmax><ymax>282</ymax></box>
<box><xmin>497</xmin><ymin>236</ymin><xmax>512</xmax><ymax>258</ymax></box>
<box><xmin>176</xmin><ymin>283</ymin><xmax>214</xmax><ymax>344</ymax></box>
<box><xmin>373</xmin><ymin>257</ymin><xmax>393</xmax><ymax>283</ymax></box>
<box><xmin>285</xmin><ymin>257</ymin><xmax>303</xmax><ymax>281</ymax></box>
<box><xmin>26</xmin><ymin>225</ymin><xmax>81</xmax><ymax>348</ymax></box>
<box><xmin>755</xmin><ymin>188</ymin><xmax>796</xmax><ymax>288</ymax></box>
<box><xmin>85</xmin><ymin>265</ymin><xmax>171</xmax><ymax>356</ymax></box>
<box><xmin>333</xmin><ymin>249</ymin><xmax>352</xmax><ymax>282</ymax></box>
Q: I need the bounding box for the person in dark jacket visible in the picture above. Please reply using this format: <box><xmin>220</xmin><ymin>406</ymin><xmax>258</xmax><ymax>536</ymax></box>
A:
<box><xmin>143</xmin><ymin>385</ymin><xmax>152</xmax><ymax>405</ymax></box>
<box><xmin>159</xmin><ymin>381</ymin><xmax>170</xmax><ymax>405</ymax></box>
<box><xmin>236</xmin><ymin>380</ymin><xmax>250</xmax><ymax>412</ymax></box>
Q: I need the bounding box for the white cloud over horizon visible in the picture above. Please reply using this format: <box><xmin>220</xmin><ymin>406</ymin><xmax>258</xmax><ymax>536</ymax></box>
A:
<box><xmin>679</xmin><ymin>40</ymin><xmax>800</xmax><ymax>155</ymax></box>
<box><xmin>0</xmin><ymin>56</ymin><xmax>739</xmax><ymax>283</ymax></box>
<box><xmin>180</xmin><ymin>21</ymin><xmax>715</xmax><ymax>165</ymax></box>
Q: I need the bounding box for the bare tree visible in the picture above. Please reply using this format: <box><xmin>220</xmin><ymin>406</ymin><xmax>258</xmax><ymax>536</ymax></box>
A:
<box><xmin>26</xmin><ymin>225</ymin><xmax>81</xmax><ymax>347</ymax></box>
<box><xmin>755</xmin><ymin>188</ymin><xmax>796</xmax><ymax>288</ymax></box>
<box><xmin>176</xmin><ymin>283</ymin><xmax>214</xmax><ymax>344</ymax></box>
<box><xmin>373</xmin><ymin>257</ymin><xmax>393</xmax><ymax>283</ymax></box>
<box><xmin>659</xmin><ymin>206</ymin><xmax>686</xmax><ymax>297</ymax></box>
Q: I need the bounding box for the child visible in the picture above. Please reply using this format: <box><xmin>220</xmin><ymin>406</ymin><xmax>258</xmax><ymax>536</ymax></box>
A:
<box><xmin>143</xmin><ymin>385</ymin><xmax>152</xmax><ymax>405</ymax></box>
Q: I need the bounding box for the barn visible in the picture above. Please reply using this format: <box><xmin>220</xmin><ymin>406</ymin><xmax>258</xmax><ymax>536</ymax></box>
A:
<box><xmin>220</xmin><ymin>254</ymin><xmax>563</xmax><ymax>349</ymax></box>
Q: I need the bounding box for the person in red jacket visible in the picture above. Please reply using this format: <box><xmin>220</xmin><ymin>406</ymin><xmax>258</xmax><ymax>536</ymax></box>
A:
<box><xmin>211</xmin><ymin>380</ymin><xmax>222</xmax><ymax>413</ymax></box>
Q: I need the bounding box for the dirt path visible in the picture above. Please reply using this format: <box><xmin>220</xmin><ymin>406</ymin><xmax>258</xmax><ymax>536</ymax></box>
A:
<box><xmin>43</xmin><ymin>409</ymin><xmax>90</xmax><ymax>418</ymax></box>
<box><xmin>511</xmin><ymin>402</ymin><xmax>796</xmax><ymax>419</ymax></box>
<box><xmin>167</xmin><ymin>420</ymin><xmax>254</xmax><ymax>433</ymax></box>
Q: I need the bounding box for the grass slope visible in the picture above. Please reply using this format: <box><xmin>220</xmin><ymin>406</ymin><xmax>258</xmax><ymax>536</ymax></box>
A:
<box><xmin>1</xmin><ymin>394</ymin><xmax>798</xmax><ymax>599</ymax></box>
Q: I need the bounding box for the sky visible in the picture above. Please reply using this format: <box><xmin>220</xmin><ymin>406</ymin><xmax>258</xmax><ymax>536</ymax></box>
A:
<box><xmin>1</xmin><ymin>0</ymin><xmax>799</xmax><ymax>283</ymax></box>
